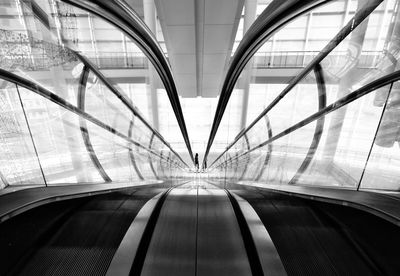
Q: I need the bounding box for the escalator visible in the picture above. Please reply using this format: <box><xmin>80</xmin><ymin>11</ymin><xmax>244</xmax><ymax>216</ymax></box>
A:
<box><xmin>0</xmin><ymin>182</ymin><xmax>400</xmax><ymax>275</ymax></box>
<box><xmin>0</xmin><ymin>188</ymin><xmax>165</xmax><ymax>276</ymax></box>
<box><xmin>235</xmin><ymin>188</ymin><xmax>400</xmax><ymax>275</ymax></box>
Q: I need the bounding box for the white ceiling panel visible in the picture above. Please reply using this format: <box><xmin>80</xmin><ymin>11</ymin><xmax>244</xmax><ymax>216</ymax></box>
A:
<box><xmin>170</xmin><ymin>54</ymin><xmax>196</xmax><ymax>74</ymax></box>
<box><xmin>203</xmin><ymin>54</ymin><xmax>227</xmax><ymax>74</ymax></box>
<box><xmin>202</xmin><ymin>88</ymin><xmax>220</xmax><ymax>98</ymax></box>
<box><xmin>164</xmin><ymin>25</ymin><xmax>196</xmax><ymax>54</ymax></box>
<box><xmin>157</xmin><ymin>0</ymin><xmax>195</xmax><ymax>25</ymax></box>
<box><xmin>156</xmin><ymin>0</ymin><xmax>243</xmax><ymax>97</ymax></box>
<box><xmin>205</xmin><ymin>0</ymin><xmax>241</xmax><ymax>24</ymax></box>
<box><xmin>202</xmin><ymin>74</ymin><xmax>222</xmax><ymax>89</ymax></box>
<box><xmin>203</xmin><ymin>25</ymin><xmax>236</xmax><ymax>54</ymax></box>
<box><xmin>175</xmin><ymin>74</ymin><xmax>197</xmax><ymax>88</ymax></box>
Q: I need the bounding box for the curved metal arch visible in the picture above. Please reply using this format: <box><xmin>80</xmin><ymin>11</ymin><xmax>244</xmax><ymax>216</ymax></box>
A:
<box><xmin>76</xmin><ymin>53</ymin><xmax>189</xmax><ymax>168</ymax></box>
<box><xmin>61</xmin><ymin>0</ymin><xmax>194</xmax><ymax>164</ymax></box>
<box><xmin>128</xmin><ymin>118</ymin><xmax>145</xmax><ymax>181</ymax></box>
<box><xmin>254</xmin><ymin>114</ymin><xmax>273</xmax><ymax>181</ymax></box>
<box><xmin>238</xmin><ymin>134</ymin><xmax>251</xmax><ymax>181</ymax></box>
<box><xmin>167</xmin><ymin>152</ymin><xmax>172</xmax><ymax>178</ymax></box>
<box><xmin>289</xmin><ymin>63</ymin><xmax>327</xmax><ymax>185</ymax></box>
<box><xmin>77</xmin><ymin>65</ymin><xmax>112</xmax><ymax>182</ymax></box>
<box><xmin>148</xmin><ymin>133</ymin><xmax>159</xmax><ymax>180</ymax></box>
<box><xmin>203</xmin><ymin>0</ymin><xmax>330</xmax><ymax>167</ymax></box>
<box><xmin>159</xmin><ymin>150</ymin><xmax>166</xmax><ymax>177</ymax></box>
<box><xmin>204</xmin><ymin>0</ymin><xmax>383</xmax><ymax>168</ymax></box>
<box><xmin>233</xmin><ymin>151</ymin><xmax>240</xmax><ymax>179</ymax></box>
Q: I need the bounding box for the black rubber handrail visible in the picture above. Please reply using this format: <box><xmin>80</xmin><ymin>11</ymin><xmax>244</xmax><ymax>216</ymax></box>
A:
<box><xmin>62</xmin><ymin>0</ymin><xmax>194</xmax><ymax>164</ymax></box>
<box><xmin>0</xmin><ymin>68</ymin><xmax>180</xmax><ymax>166</ymax></box>
<box><xmin>213</xmin><ymin>69</ymin><xmax>400</xmax><ymax>168</ymax></box>
<box><xmin>225</xmin><ymin>190</ymin><xmax>264</xmax><ymax>276</ymax></box>
<box><xmin>76</xmin><ymin>53</ymin><xmax>189</xmax><ymax>168</ymax></box>
<box><xmin>203</xmin><ymin>0</ymin><xmax>331</xmax><ymax>168</ymax></box>
<box><xmin>206</xmin><ymin>0</ymin><xmax>383</xmax><ymax>169</ymax></box>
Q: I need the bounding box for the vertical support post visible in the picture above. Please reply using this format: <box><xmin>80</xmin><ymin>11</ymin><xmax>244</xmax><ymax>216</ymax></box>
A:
<box><xmin>239</xmin><ymin>0</ymin><xmax>258</xmax><ymax>130</ymax></box>
<box><xmin>143</xmin><ymin>0</ymin><xmax>160</xmax><ymax>130</ymax></box>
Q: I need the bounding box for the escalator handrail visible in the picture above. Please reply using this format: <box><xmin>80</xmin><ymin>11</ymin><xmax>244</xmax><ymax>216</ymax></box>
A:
<box><xmin>0</xmin><ymin>68</ymin><xmax>181</xmax><ymax>166</ymax></box>
<box><xmin>203</xmin><ymin>0</ymin><xmax>331</xmax><ymax>168</ymax></box>
<box><xmin>76</xmin><ymin>53</ymin><xmax>189</xmax><ymax>168</ymax></box>
<box><xmin>212</xmin><ymin>69</ymin><xmax>400</xmax><ymax>168</ymax></box>
<box><xmin>206</xmin><ymin>0</ymin><xmax>383</xmax><ymax>169</ymax></box>
<box><xmin>62</xmin><ymin>0</ymin><xmax>194</xmax><ymax>164</ymax></box>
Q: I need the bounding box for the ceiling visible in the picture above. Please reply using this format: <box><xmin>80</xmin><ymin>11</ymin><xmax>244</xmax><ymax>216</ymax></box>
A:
<box><xmin>154</xmin><ymin>0</ymin><xmax>244</xmax><ymax>98</ymax></box>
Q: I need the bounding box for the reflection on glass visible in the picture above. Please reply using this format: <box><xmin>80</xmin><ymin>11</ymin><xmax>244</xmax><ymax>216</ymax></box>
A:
<box><xmin>361</xmin><ymin>81</ymin><xmax>400</xmax><ymax>191</ymax></box>
<box><xmin>297</xmin><ymin>88</ymin><xmax>388</xmax><ymax>187</ymax></box>
<box><xmin>0</xmin><ymin>0</ymin><xmax>187</xmax><ymax>189</ymax></box>
<box><xmin>85</xmin><ymin>71</ymin><xmax>131</xmax><ymax>136</ymax></box>
<box><xmin>209</xmin><ymin>0</ymin><xmax>400</xmax><ymax>194</ymax></box>
<box><xmin>18</xmin><ymin>86</ymin><xmax>103</xmax><ymax>184</ymax></box>
<box><xmin>0</xmin><ymin>82</ymin><xmax>45</xmax><ymax>186</ymax></box>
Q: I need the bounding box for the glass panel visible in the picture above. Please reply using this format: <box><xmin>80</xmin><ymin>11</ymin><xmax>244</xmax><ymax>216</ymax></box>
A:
<box><xmin>157</xmin><ymin>89</ymin><xmax>188</xmax><ymax>163</ymax></box>
<box><xmin>85</xmin><ymin>118</ymin><xmax>141</xmax><ymax>183</ymax></box>
<box><xmin>18</xmin><ymin>86</ymin><xmax>103</xmax><ymax>184</ymax></box>
<box><xmin>228</xmin><ymin>0</ymin><xmax>395</xmax><ymax>151</ymax></box>
<box><xmin>297</xmin><ymin>87</ymin><xmax>388</xmax><ymax>188</ymax></box>
<box><xmin>360</xmin><ymin>82</ymin><xmax>400</xmax><ymax>191</ymax></box>
<box><xmin>0</xmin><ymin>27</ymin><xmax>83</xmax><ymax>105</ymax></box>
<box><xmin>259</xmin><ymin>72</ymin><xmax>319</xmax><ymax>136</ymax></box>
<box><xmin>319</xmin><ymin>0</ymin><xmax>397</xmax><ymax>102</ymax></box>
<box><xmin>132</xmin><ymin>147</ymin><xmax>158</xmax><ymax>180</ymax></box>
<box><xmin>211</xmin><ymin>85</ymin><xmax>389</xmax><ymax>188</ymax></box>
<box><xmin>0</xmin><ymin>0</ymin><xmax>187</xmax><ymax>191</ymax></box>
<box><xmin>85</xmin><ymin>71</ymin><xmax>131</xmax><ymax>136</ymax></box>
<box><xmin>210</xmin><ymin>0</ymin><xmax>357</xmax><ymax>166</ymax></box>
<box><xmin>43</xmin><ymin>1</ymin><xmax>164</xmax><ymax>127</ymax></box>
<box><xmin>0</xmin><ymin>81</ymin><xmax>45</xmax><ymax>186</ymax></box>
<box><xmin>209</xmin><ymin>0</ymin><xmax>399</xmax><ymax>188</ymax></box>
<box><xmin>208</xmin><ymin>88</ymin><xmax>243</xmax><ymax>164</ymax></box>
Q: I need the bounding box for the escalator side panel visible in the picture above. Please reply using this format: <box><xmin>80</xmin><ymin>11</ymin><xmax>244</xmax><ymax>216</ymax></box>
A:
<box><xmin>234</xmin><ymin>190</ymin><xmax>385</xmax><ymax>276</ymax></box>
<box><xmin>0</xmin><ymin>189</ymin><xmax>163</xmax><ymax>276</ymax></box>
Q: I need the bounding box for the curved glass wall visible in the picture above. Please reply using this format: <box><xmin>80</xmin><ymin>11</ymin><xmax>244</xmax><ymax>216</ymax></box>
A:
<box><xmin>208</xmin><ymin>0</ymin><xmax>400</xmax><ymax>192</ymax></box>
<box><xmin>0</xmin><ymin>0</ymin><xmax>188</xmax><ymax>189</ymax></box>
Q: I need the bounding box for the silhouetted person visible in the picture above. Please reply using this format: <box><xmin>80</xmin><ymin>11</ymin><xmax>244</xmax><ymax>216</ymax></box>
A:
<box><xmin>194</xmin><ymin>153</ymin><xmax>199</xmax><ymax>172</ymax></box>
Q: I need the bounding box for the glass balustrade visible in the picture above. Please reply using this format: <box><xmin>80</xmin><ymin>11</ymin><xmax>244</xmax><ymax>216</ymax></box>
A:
<box><xmin>0</xmin><ymin>0</ymin><xmax>188</xmax><ymax>189</ymax></box>
<box><xmin>208</xmin><ymin>0</ymin><xmax>400</xmax><ymax>193</ymax></box>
